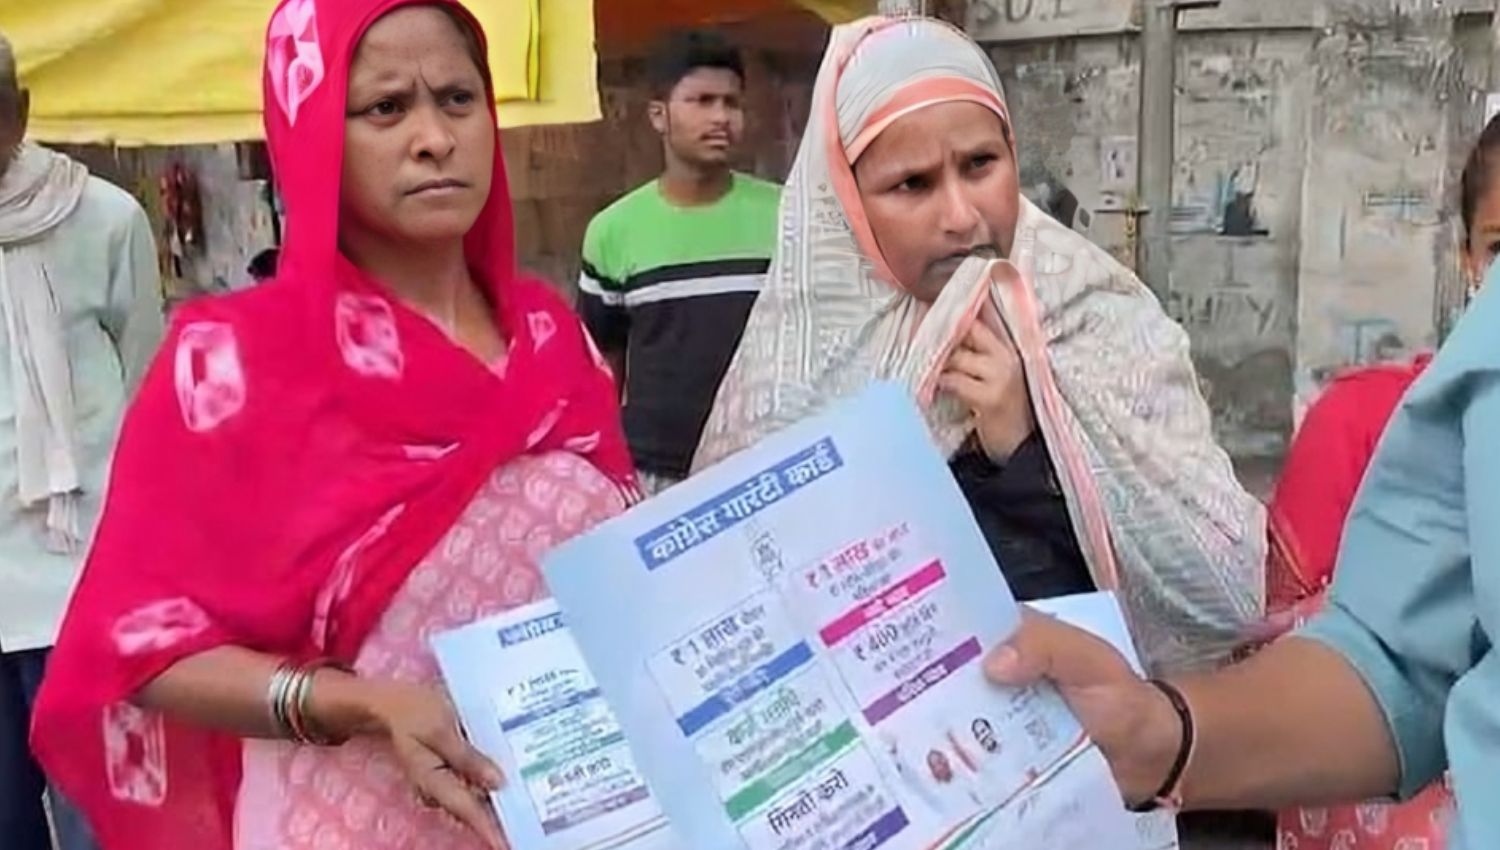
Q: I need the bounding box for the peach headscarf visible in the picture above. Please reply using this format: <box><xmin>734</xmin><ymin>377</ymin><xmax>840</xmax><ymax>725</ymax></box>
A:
<box><xmin>696</xmin><ymin>17</ymin><xmax>1265</xmax><ymax>673</ymax></box>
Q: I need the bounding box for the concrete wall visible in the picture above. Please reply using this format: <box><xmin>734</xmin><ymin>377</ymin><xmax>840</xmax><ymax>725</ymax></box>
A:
<box><xmin>58</xmin><ymin>144</ymin><xmax>278</xmax><ymax>305</ymax></box>
<box><xmin>1294</xmin><ymin>11</ymin><xmax>1455</xmax><ymax>408</ymax></box>
<box><xmin>1169</xmin><ymin>30</ymin><xmax>1310</xmax><ymax>456</ymax></box>
<box><xmin>986</xmin><ymin>0</ymin><xmax>1491</xmax><ymax>460</ymax></box>
<box><xmin>989</xmin><ymin>30</ymin><xmax>1307</xmax><ymax>457</ymax></box>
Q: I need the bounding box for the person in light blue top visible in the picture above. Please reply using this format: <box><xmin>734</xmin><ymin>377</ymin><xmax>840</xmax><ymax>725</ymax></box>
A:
<box><xmin>983</xmin><ymin>265</ymin><xmax>1500</xmax><ymax>849</ymax></box>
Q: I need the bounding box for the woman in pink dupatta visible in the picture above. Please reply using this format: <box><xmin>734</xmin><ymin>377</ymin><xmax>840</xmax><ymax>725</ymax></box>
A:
<box><xmin>31</xmin><ymin>2</ymin><xmax>637</xmax><ymax>849</ymax></box>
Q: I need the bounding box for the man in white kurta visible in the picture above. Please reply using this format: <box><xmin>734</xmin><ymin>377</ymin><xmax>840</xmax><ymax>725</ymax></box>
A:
<box><xmin>0</xmin><ymin>36</ymin><xmax>163</xmax><ymax>850</ymax></box>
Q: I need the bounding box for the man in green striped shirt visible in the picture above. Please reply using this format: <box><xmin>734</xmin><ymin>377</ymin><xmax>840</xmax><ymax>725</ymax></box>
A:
<box><xmin>578</xmin><ymin>31</ymin><xmax>780</xmax><ymax>492</ymax></box>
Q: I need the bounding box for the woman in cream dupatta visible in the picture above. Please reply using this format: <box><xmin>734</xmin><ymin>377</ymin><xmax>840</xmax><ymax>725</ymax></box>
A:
<box><xmin>695</xmin><ymin>16</ymin><xmax>1264</xmax><ymax>674</ymax></box>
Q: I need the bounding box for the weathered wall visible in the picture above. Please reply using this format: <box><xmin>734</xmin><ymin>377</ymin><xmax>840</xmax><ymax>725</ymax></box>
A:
<box><xmin>58</xmin><ymin>144</ymin><xmax>278</xmax><ymax>305</ymax></box>
<box><xmin>992</xmin><ymin>35</ymin><xmax>1140</xmax><ymax>262</ymax></box>
<box><xmin>1169</xmin><ymin>31</ymin><xmax>1310</xmax><ymax>456</ymax></box>
<box><xmin>1293</xmin><ymin>11</ymin><xmax>1456</xmax><ymax>410</ymax></box>
<box><xmin>988</xmin><ymin>29</ymin><xmax>1308</xmax><ymax>457</ymax></box>
<box><xmin>985</xmin><ymin>0</ymin><xmax>1492</xmax><ymax>459</ymax></box>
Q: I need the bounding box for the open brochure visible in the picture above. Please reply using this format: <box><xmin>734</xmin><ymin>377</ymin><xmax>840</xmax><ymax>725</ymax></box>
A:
<box><xmin>433</xmin><ymin>599</ymin><xmax>679</xmax><ymax>850</ymax></box>
<box><xmin>523</xmin><ymin>383</ymin><xmax>1167</xmax><ymax>850</ymax></box>
<box><xmin>432</xmin><ymin>593</ymin><xmax>1177</xmax><ymax>850</ymax></box>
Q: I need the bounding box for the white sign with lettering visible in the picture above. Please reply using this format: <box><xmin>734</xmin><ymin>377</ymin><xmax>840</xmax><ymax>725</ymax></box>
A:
<box><xmin>967</xmin><ymin>0</ymin><xmax>1135</xmax><ymax>43</ymax></box>
<box><xmin>968</xmin><ymin>0</ymin><xmax>1332</xmax><ymax>42</ymax></box>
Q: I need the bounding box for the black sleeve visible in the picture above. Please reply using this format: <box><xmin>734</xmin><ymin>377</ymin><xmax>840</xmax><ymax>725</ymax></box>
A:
<box><xmin>950</xmin><ymin>432</ymin><xmax>1094</xmax><ymax>601</ymax></box>
<box><xmin>576</xmin><ymin>260</ymin><xmax>629</xmax><ymax>353</ymax></box>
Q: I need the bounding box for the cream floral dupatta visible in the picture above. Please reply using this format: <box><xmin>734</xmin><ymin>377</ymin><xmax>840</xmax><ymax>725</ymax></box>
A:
<box><xmin>694</xmin><ymin>17</ymin><xmax>1265</xmax><ymax>673</ymax></box>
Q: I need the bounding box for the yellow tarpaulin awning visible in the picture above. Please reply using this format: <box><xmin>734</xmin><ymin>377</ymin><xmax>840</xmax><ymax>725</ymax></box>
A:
<box><xmin>0</xmin><ymin>0</ymin><xmax>875</xmax><ymax>145</ymax></box>
<box><xmin>0</xmin><ymin>0</ymin><xmax>601</xmax><ymax>145</ymax></box>
<box><xmin>795</xmin><ymin>0</ymin><xmax>874</xmax><ymax>21</ymax></box>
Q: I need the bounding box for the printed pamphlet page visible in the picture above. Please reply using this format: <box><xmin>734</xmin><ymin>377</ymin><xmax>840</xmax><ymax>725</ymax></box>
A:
<box><xmin>544</xmin><ymin>383</ymin><xmax>1154</xmax><ymax>849</ymax></box>
<box><xmin>433</xmin><ymin>599</ymin><xmax>680</xmax><ymax>850</ymax></box>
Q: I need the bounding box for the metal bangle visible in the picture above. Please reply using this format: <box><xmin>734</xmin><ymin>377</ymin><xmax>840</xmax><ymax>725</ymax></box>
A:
<box><xmin>266</xmin><ymin>658</ymin><xmax>356</xmax><ymax>745</ymax></box>
<box><xmin>294</xmin><ymin>658</ymin><xmax>353</xmax><ymax>746</ymax></box>
<box><xmin>266</xmin><ymin>662</ymin><xmax>298</xmax><ymax>740</ymax></box>
<box><xmin>286</xmin><ymin>666</ymin><xmax>313</xmax><ymax>744</ymax></box>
